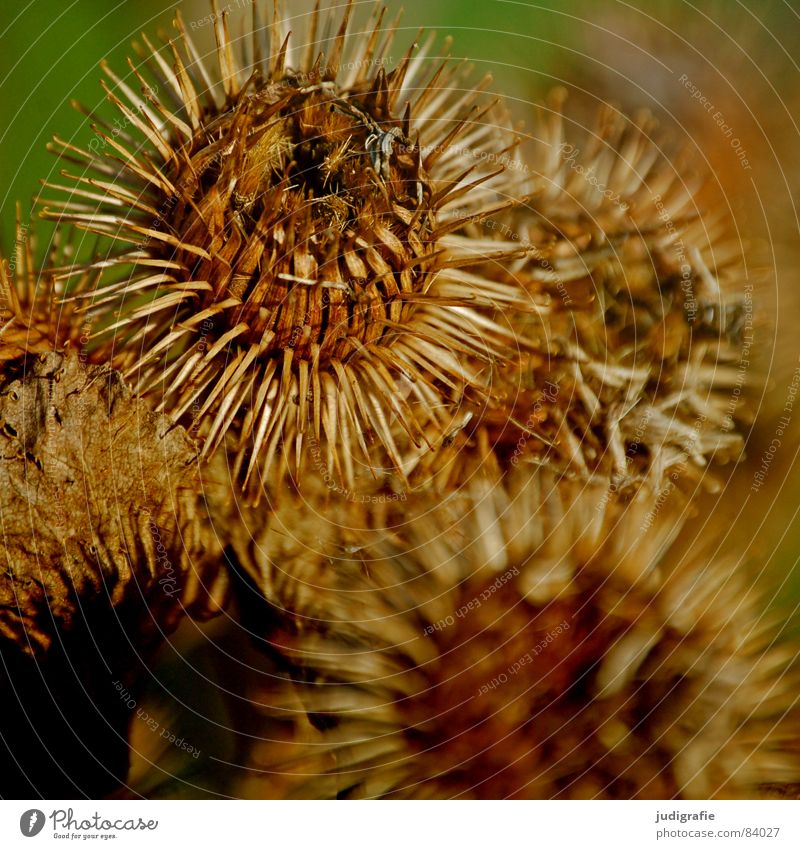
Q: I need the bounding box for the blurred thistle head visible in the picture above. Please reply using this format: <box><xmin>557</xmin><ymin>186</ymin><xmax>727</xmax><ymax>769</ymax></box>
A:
<box><xmin>436</xmin><ymin>93</ymin><xmax>747</xmax><ymax>491</ymax></box>
<box><xmin>40</xmin><ymin>0</ymin><xmax>530</xmax><ymax>498</ymax></box>
<box><xmin>242</xmin><ymin>450</ymin><xmax>800</xmax><ymax>799</ymax></box>
<box><xmin>372</xmin><ymin>96</ymin><xmax>746</xmax><ymax>500</ymax></box>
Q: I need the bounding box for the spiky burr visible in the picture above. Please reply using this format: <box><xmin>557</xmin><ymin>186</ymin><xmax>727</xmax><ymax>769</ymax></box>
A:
<box><xmin>238</xmin><ymin>442</ymin><xmax>799</xmax><ymax>799</ymax></box>
<box><xmin>0</xmin><ymin>218</ymin><xmax>233</xmax><ymax>795</ymax></box>
<box><xmin>1</xmin><ymin>0</ymin><xmax>783</xmax><ymax>802</ymax></box>
<box><xmin>39</xmin><ymin>0</ymin><xmax>532</xmax><ymax>499</ymax></box>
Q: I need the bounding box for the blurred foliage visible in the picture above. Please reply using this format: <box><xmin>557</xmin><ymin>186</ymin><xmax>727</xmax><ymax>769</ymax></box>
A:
<box><xmin>0</xmin><ymin>0</ymin><xmax>172</xmax><ymax>247</ymax></box>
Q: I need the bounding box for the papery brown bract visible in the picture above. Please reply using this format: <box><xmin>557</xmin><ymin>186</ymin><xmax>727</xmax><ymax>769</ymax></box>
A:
<box><xmin>0</xmin><ymin>349</ymin><xmax>226</xmax><ymax>655</ymax></box>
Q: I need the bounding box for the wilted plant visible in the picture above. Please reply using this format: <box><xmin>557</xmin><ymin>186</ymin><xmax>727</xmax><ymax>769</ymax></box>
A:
<box><xmin>243</xmin><ymin>446</ymin><xmax>799</xmax><ymax>799</ymax></box>
<box><xmin>39</xmin><ymin>0</ymin><xmax>531</xmax><ymax>498</ymax></box>
<box><xmin>0</xmin><ymin>0</ymin><xmax>796</xmax><ymax>801</ymax></box>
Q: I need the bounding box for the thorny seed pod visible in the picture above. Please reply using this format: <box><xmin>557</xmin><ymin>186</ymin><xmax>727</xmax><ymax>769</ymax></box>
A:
<box><xmin>0</xmin><ymin>217</ymin><xmax>91</xmax><ymax>366</ymax></box>
<box><xmin>439</xmin><ymin>94</ymin><xmax>746</xmax><ymax>489</ymax></box>
<box><xmin>39</xmin><ymin>0</ymin><xmax>531</xmax><ymax>500</ymax></box>
<box><xmin>0</xmin><ymin>349</ymin><xmax>227</xmax><ymax>657</ymax></box>
<box><xmin>0</xmin><ymin>227</ymin><xmax>231</xmax><ymax>797</ymax></box>
<box><xmin>235</xmin><ymin>437</ymin><xmax>799</xmax><ymax>799</ymax></box>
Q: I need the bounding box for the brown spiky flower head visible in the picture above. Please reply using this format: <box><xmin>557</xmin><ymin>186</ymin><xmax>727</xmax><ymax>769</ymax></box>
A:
<box><xmin>0</xmin><ymin>216</ymin><xmax>91</xmax><ymax>367</ymax></box>
<box><xmin>40</xmin><ymin>0</ymin><xmax>530</xmax><ymax>497</ymax></box>
<box><xmin>0</xmin><ymin>221</ymin><xmax>229</xmax><ymax>658</ymax></box>
<box><xmin>239</xmin><ymin>442</ymin><xmax>800</xmax><ymax>799</ymax></box>
<box><xmin>434</xmin><ymin>95</ymin><xmax>746</xmax><ymax>493</ymax></box>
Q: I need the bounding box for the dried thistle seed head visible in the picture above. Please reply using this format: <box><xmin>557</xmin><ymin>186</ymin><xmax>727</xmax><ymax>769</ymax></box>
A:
<box><xmin>0</xmin><ymin>219</ymin><xmax>94</xmax><ymax>366</ymax></box>
<box><xmin>40</xmin><ymin>0</ymin><xmax>529</xmax><ymax>498</ymax></box>
<box><xmin>440</xmin><ymin>96</ymin><xmax>746</xmax><ymax>487</ymax></box>
<box><xmin>521</xmin><ymin>96</ymin><xmax>745</xmax><ymax>342</ymax></box>
<box><xmin>239</xmin><ymin>455</ymin><xmax>800</xmax><ymax>799</ymax></box>
<box><xmin>559</xmin><ymin>2</ymin><xmax>799</xmax><ymax>464</ymax></box>
<box><xmin>0</xmin><ymin>349</ymin><xmax>227</xmax><ymax>658</ymax></box>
